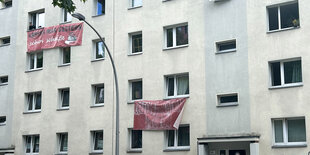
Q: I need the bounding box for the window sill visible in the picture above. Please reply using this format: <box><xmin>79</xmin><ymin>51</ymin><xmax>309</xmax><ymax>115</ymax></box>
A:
<box><xmin>57</xmin><ymin>108</ymin><xmax>69</xmax><ymax>111</ymax></box>
<box><xmin>163</xmin><ymin>147</ymin><xmax>190</xmax><ymax>152</ymax></box>
<box><xmin>23</xmin><ymin>111</ymin><xmax>41</xmax><ymax>114</ymax></box>
<box><xmin>217</xmin><ymin>103</ymin><xmax>238</xmax><ymax>107</ymax></box>
<box><xmin>90</xmin><ymin>104</ymin><xmax>104</xmax><ymax>108</ymax></box>
<box><xmin>91</xmin><ymin>58</ymin><xmax>105</xmax><ymax>62</ymax></box>
<box><xmin>0</xmin><ymin>43</ymin><xmax>10</xmax><ymax>47</ymax></box>
<box><xmin>25</xmin><ymin>68</ymin><xmax>43</xmax><ymax>73</ymax></box>
<box><xmin>58</xmin><ymin>63</ymin><xmax>71</xmax><ymax>67</ymax></box>
<box><xmin>267</xmin><ymin>26</ymin><xmax>300</xmax><ymax>34</ymax></box>
<box><xmin>89</xmin><ymin>151</ymin><xmax>103</xmax><ymax>155</ymax></box>
<box><xmin>127</xmin><ymin>149</ymin><xmax>142</xmax><ymax>153</ymax></box>
<box><xmin>0</xmin><ymin>83</ymin><xmax>8</xmax><ymax>86</ymax></box>
<box><xmin>92</xmin><ymin>14</ymin><xmax>105</xmax><ymax>18</ymax></box>
<box><xmin>0</xmin><ymin>6</ymin><xmax>12</xmax><ymax>10</ymax></box>
<box><xmin>164</xmin><ymin>95</ymin><xmax>189</xmax><ymax>100</ymax></box>
<box><xmin>128</xmin><ymin>52</ymin><xmax>143</xmax><ymax>56</ymax></box>
<box><xmin>59</xmin><ymin>21</ymin><xmax>72</xmax><ymax>25</ymax></box>
<box><xmin>272</xmin><ymin>143</ymin><xmax>307</xmax><ymax>148</ymax></box>
<box><xmin>55</xmin><ymin>153</ymin><xmax>68</xmax><ymax>155</ymax></box>
<box><xmin>0</xmin><ymin>123</ymin><xmax>7</xmax><ymax>126</ymax></box>
<box><xmin>127</xmin><ymin>99</ymin><xmax>143</xmax><ymax>104</ymax></box>
<box><xmin>162</xmin><ymin>0</ymin><xmax>172</xmax><ymax>2</ymax></box>
<box><xmin>269</xmin><ymin>83</ymin><xmax>303</xmax><ymax>90</ymax></box>
<box><xmin>27</xmin><ymin>27</ymin><xmax>44</xmax><ymax>32</ymax></box>
<box><xmin>163</xmin><ymin>44</ymin><xmax>189</xmax><ymax>51</ymax></box>
<box><xmin>215</xmin><ymin>49</ymin><xmax>236</xmax><ymax>54</ymax></box>
<box><xmin>128</xmin><ymin>6</ymin><xmax>142</xmax><ymax>10</ymax></box>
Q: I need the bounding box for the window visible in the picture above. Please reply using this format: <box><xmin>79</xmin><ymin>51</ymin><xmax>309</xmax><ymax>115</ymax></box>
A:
<box><xmin>1</xmin><ymin>0</ymin><xmax>12</xmax><ymax>8</ymax></box>
<box><xmin>57</xmin><ymin>133</ymin><xmax>68</xmax><ymax>154</ymax></box>
<box><xmin>270</xmin><ymin>58</ymin><xmax>302</xmax><ymax>87</ymax></box>
<box><xmin>0</xmin><ymin>76</ymin><xmax>8</xmax><ymax>85</ymax></box>
<box><xmin>165</xmin><ymin>125</ymin><xmax>190</xmax><ymax>149</ymax></box>
<box><xmin>96</xmin><ymin>0</ymin><xmax>105</xmax><ymax>16</ymax></box>
<box><xmin>25</xmin><ymin>92</ymin><xmax>42</xmax><ymax>112</ymax></box>
<box><xmin>0</xmin><ymin>116</ymin><xmax>6</xmax><ymax>126</ymax></box>
<box><xmin>91</xmin><ymin>130</ymin><xmax>103</xmax><ymax>153</ymax></box>
<box><xmin>0</xmin><ymin>36</ymin><xmax>10</xmax><ymax>46</ymax></box>
<box><xmin>216</xmin><ymin>40</ymin><xmax>236</xmax><ymax>53</ymax></box>
<box><xmin>267</xmin><ymin>2</ymin><xmax>299</xmax><ymax>31</ymax></box>
<box><xmin>128</xmin><ymin>129</ymin><xmax>142</xmax><ymax>150</ymax></box>
<box><xmin>29</xmin><ymin>10</ymin><xmax>45</xmax><ymax>30</ymax></box>
<box><xmin>166</xmin><ymin>74</ymin><xmax>189</xmax><ymax>98</ymax></box>
<box><xmin>92</xmin><ymin>84</ymin><xmax>104</xmax><ymax>106</ymax></box>
<box><xmin>129</xmin><ymin>32</ymin><xmax>142</xmax><ymax>55</ymax></box>
<box><xmin>129</xmin><ymin>80</ymin><xmax>142</xmax><ymax>102</ymax></box>
<box><xmin>217</xmin><ymin>93</ymin><xmax>238</xmax><ymax>106</ymax></box>
<box><xmin>62</xmin><ymin>9</ymin><xmax>72</xmax><ymax>22</ymax></box>
<box><xmin>59</xmin><ymin>88</ymin><xmax>70</xmax><ymax>109</ymax></box>
<box><xmin>93</xmin><ymin>40</ymin><xmax>105</xmax><ymax>60</ymax></box>
<box><xmin>272</xmin><ymin>117</ymin><xmax>306</xmax><ymax>146</ymax></box>
<box><xmin>60</xmin><ymin>47</ymin><xmax>71</xmax><ymax>65</ymax></box>
<box><xmin>130</xmin><ymin>0</ymin><xmax>142</xmax><ymax>8</ymax></box>
<box><xmin>28</xmin><ymin>52</ymin><xmax>43</xmax><ymax>70</ymax></box>
<box><xmin>24</xmin><ymin>135</ymin><xmax>40</xmax><ymax>154</ymax></box>
<box><xmin>164</xmin><ymin>24</ymin><xmax>188</xmax><ymax>49</ymax></box>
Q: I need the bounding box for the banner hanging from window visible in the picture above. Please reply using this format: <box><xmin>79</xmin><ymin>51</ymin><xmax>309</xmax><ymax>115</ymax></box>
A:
<box><xmin>27</xmin><ymin>23</ymin><xmax>83</xmax><ymax>52</ymax></box>
<box><xmin>134</xmin><ymin>98</ymin><xmax>186</xmax><ymax>130</ymax></box>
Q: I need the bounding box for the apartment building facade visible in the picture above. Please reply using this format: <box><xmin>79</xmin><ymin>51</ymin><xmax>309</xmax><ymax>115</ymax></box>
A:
<box><xmin>1</xmin><ymin>0</ymin><xmax>310</xmax><ymax>155</ymax></box>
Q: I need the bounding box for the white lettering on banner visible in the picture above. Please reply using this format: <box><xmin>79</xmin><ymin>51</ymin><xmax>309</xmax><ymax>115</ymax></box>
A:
<box><xmin>46</xmin><ymin>35</ymin><xmax>65</xmax><ymax>43</ymax></box>
<box><xmin>29</xmin><ymin>40</ymin><xmax>44</xmax><ymax>46</ymax></box>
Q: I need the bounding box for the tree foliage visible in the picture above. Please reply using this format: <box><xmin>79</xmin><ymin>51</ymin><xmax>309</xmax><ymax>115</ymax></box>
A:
<box><xmin>52</xmin><ymin>0</ymin><xmax>87</xmax><ymax>13</ymax></box>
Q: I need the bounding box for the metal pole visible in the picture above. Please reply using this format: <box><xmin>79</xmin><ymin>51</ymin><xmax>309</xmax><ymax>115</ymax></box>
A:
<box><xmin>83</xmin><ymin>20</ymin><xmax>120</xmax><ymax>155</ymax></box>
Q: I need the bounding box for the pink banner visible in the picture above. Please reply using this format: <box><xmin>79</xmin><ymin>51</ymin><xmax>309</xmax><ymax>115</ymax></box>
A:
<box><xmin>134</xmin><ymin>98</ymin><xmax>186</xmax><ymax>130</ymax></box>
<box><xmin>27</xmin><ymin>23</ymin><xmax>84</xmax><ymax>52</ymax></box>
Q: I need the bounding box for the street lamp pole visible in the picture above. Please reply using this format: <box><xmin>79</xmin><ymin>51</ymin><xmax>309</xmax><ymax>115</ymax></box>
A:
<box><xmin>72</xmin><ymin>13</ymin><xmax>120</xmax><ymax>155</ymax></box>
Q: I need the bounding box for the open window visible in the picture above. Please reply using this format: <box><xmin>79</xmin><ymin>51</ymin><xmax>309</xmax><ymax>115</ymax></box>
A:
<box><xmin>57</xmin><ymin>133</ymin><xmax>68</xmax><ymax>154</ymax></box>
<box><xmin>92</xmin><ymin>84</ymin><xmax>104</xmax><ymax>106</ymax></box>
<box><xmin>95</xmin><ymin>0</ymin><xmax>105</xmax><ymax>16</ymax></box>
<box><xmin>58</xmin><ymin>88</ymin><xmax>70</xmax><ymax>110</ymax></box>
<box><xmin>24</xmin><ymin>135</ymin><xmax>40</xmax><ymax>154</ymax></box>
<box><xmin>129</xmin><ymin>0</ymin><xmax>142</xmax><ymax>8</ymax></box>
<box><xmin>29</xmin><ymin>9</ymin><xmax>45</xmax><ymax>30</ymax></box>
<box><xmin>91</xmin><ymin>130</ymin><xmax>103</xmax><ymax>153</ymax></box>
<box><xmin>93</xmin><ymin>39</ymin><xmax>105</xmax><ymax>60</ymax></box>
<box><xmin>62</xmin><ymin>9</ymin><xmax>72</xmax><ymax>23</ymax></box>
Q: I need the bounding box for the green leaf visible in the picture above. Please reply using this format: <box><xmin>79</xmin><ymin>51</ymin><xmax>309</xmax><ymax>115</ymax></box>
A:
<box><xmin>52</xmin><ymin>0</ymin><xmax>87</xmax><ymax>13</ymax></box>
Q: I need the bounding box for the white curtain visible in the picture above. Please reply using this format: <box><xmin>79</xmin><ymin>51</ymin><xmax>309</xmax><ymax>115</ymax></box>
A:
<box><xmin>177</xmin><ymin>76</ymin><xmax>189</xmax><ymax>95</ymax></box>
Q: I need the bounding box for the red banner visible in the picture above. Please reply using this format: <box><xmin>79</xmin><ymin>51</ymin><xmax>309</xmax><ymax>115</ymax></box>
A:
<box><xmin>27</xmin><ymin>23</ymin><xmax>84</xmax><ymax>52</ymax></box>
<box><xmin>134</xmin><ymin>98</ymin><xmax>186</xmax><ymax>130</ymax></box>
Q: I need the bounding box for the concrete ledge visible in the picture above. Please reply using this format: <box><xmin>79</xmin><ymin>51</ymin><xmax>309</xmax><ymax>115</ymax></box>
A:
<box><xmin>127</xmin><ymin>149</ymin><xmax>142</xmax><ymax>153</ymax></box>
<box><xmin>272</xmin><ymin>144</ymin><xmax>307</xmax><ymax>148</ymax></box>
<box><xmin>163</xmin><ymin>147</ymin><xmax>190</xmax><ymax>152</ymax></box>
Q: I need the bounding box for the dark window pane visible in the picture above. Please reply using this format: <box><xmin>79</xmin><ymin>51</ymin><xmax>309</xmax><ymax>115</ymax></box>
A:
<box><xmin>30</xmin><ymin>54</ymin><xmax>35</xmax><ymax>69</ymax></box>
<box><xmin>96</xmin><ymin>41</ymin><xmax>104</xmax><ymax>59</ymax></box>
<box><xmin>97</xmin><ymin>0</ymin><xmax>105</xmax><ymax>15</ymax></box>
<box><xmin>37</xmin><ymin>52</ymin><xmax>43</xmax><ymax>68</ymax></box>
<box><xmin>167</xmin><ymin>130</ymin><xmax>175</xmax><ymax>147</ymax></box>
<box><xmin>132</xmin><ymin>34</ymin><xmax>142</xmax><ymax>53</ymax></box>
<box><xmin>274</xmin><ymin>120</ymin><xmax>284</xmax><ymax>143</ymax></box>
<box><xmin>284</xmin><ymin>60</ymin><xmax>302</xmax><ymax>84</ymax></box>
<box><xmin>218</xmin><ymin>41</ymin><xmax>236</xmax><ymax>51</ymax></box>
<box><xmin>131</xmin><ymin>130</ymin><xmax>142</xmax><ymax>149</ymax></box>
<box><xmin>288</xmin><ymin>119</ymin><xmax>306</xmax><ymax>142</ymax></box>
<box><xmin>280</xmin><ymin>3</ymin><xmax>299</xmax><ymax>29</ymax></box>
<box><xmin>132</xmin><ymin>81</ymin><xmax>142</xmax><ymax>100</ymax></box>
<box><xmin>0</xmin><ymin>116</ymin><xmax>6</xmax><ymax>123</ymax></box>
<box><xmin>63</xmin><ymin>47</ymin><xmax>71</xmax><ymax>64</ymax></box>
<box><xmin>62</xmin><ymin>90</ymin><xmax>70</xmax><ymax>107</ymax></box>
<box><xmin>177</xmin><ymin>76</ymin><xmax>189</xmax><ymax>95</ymax></box>
<box><xmin>35</xmin><ymin>93</ymin><xmax>41</xmax><ymax>110</ymax></box>
<box><xmin>60</xmin><ymin>134</ymin><xmax>68</xmax><ymax>151</ymax></box>
<box><xmin>268</xmin><ymin>7</ymin><xmax>279</xmax><ymax>31</ymax></box>
<box><xmin>28</xmin><ymin>94</ymin><xmax>34</xmax><ymax>111</ymax></box>
<box><xmin>26</xmin><ymin>136</ymin><xmax>31</xmax><ymax>153</ymax></box>
<box><xmin>178</xmin><ymin>126</ymin><xmax>189</xmax><ymax>146</ymax></box>
<box><xmin>2</xmin><ymin>38</ymin><xmax>10</xmax><ymax>44</ymax></box>
<box><xmin>167</xmin><ymin>77</ymin><xmax>174</xmax><ymax>96</ymax></box>
<box><xmin>176</xmin><ymin>25</ymin><xmax>188</xmax><ymax>46</ymax></box>
<box><xmin>95</xmin><ymin>86</ymin><xmax>104</xmax><ymax>104</ymax></box>
<box><xmin>219</xmin><ymin>95</ymin><xmax>238</xmax><ymax>103</ymax></box>
<box><xmin>94</xmin><ymin>131</ymin><xmax>103</xmax><ymax>150</ymax></box>
<box><xmin>4</xmin><ymin>1</ymin><xmax>12</xmax><ymax>7</ymax></box>
<box><xmin>0</xmin><ymin>76</ymin><xmax>8</xmax><ymax>83</ymax></box>
<box><xmin>166</xmin><ymin>28</ymin><xmax>173</xmax><ymax>47</ymax></box>
<box><xmin>33</xmin><ymin>136</ymin><xmax>40</xmax><ymax>153</ymax></box>
<box><xmin>271</xmin><ymin>62</ymin><xmax>281</xmax><ymax>86</ymax></box>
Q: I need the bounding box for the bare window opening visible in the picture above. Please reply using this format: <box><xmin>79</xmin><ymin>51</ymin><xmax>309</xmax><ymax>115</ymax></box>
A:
<box><xmin>268</xmin><ymin>2</ymin><xmax>299</xmax><ymax>31</ymax></box>
<box><xmin>0</xmin><ymin>116</ymin><xmax>6</xmax><ymax>125</ymax></box>
<box><xmin>1</xmin><ymin>0</ymin><xmax>12</xmax><ymax>8</ymax></box>
<box><xmin>0</xmin><ymin>37</ymin><xmax>10</xmax><ymax>46</ymax></box>
<box><xmin>216</xmin><ymin>40</ymin><xmax>236</xmax><ymax>53</ymax></box>
<box><xmin>0</xmin><ymin>76</ymin><xmax>8</xmax><ymax>85</ymax></box>
<box><xmin>217</xmin><ymin>93</ymin><xmax>238</xmax><ymax>106</ymax></box>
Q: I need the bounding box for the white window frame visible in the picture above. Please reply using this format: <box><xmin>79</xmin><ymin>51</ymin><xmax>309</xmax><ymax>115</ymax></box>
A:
<box><xmin>129</xmin><ymin>31</ymin><xmax>143</xmax><ymax>55</ymax></box>
<box><xmin>24</xmin><ymin>135</ymin><xmax>40</xmax><ymax>155</ymax></box>
<box><xmin>163</xmin><ymin>23</ymin><xmax>188</xmax><ymax>49</ymax></box>
<box><xmin>165</xmin><ymin>125</ymin><xmax>190</xmax><ymax>150</ymax></box>
<box><xmin>91</xmin><ymin>130</ymin><xmax>104</xmax><ymax>153</ymax></box>
<box><xmin>92</xmin><ymin>84</ymin><xmax>104</xmax><ymax>106</ymax></box>
<box><xmin>267</xmin><ymin>1</ymin><xmax>299</xmax><ymax>32</ymax></box>
<box><xmin>269</xmin><ymin>58</ymin><xmax>302</xmax><ymax>89</ymax></box>
<box><xmin>0</xmin><ymin>75</ymin><xmax>8</xmax><ymax>86</ymax></box>
<box><xmin>28</xmin><ymin>51</ymin><xmax>43</xmax><ymax>71</ymax></box>
<box><xmin>165</xmin><ymin>73</ymin><xmax>189</xmax><ymax>99</ymax></box>
<box><xmin>57</xmin><ymin>133</ymin><xmax>68</xmax><ymax>154</ymax></box>
<box><xmin>59</xmin><ymin>47</ymin><xmax>71</xmax><ymax>66</ymax></box>
<box><xmin>25</xmin><ymin>92</ymin><xmax>42</xmax><ymax>113</ymax></box>
<box><xmin>215</xmin><ymin>39</ymin><xmax>237</xmax><ymax>54</ymax></box>
<box><xmin>128</xmin><ymin>79</ymin><xmax>143</xmax><ymax>103</ymax></box>
<box><xmin>92</xmin><ymin>39</ymin><xmax>105</xmax><ymax>61</ymax></box>
<box><xmin>0</xmin><ymin>116</ymin><xmax>6</xmax><ymax>126</ymax></box>
<box><xmin>217</xmin><ymin>93</ymin><xmax>238</xmax><ymax>107</ymax></box>
<box><xmin>128</xmin><ymin>128</ymin><xmax>142</xmax><ymax>151</ymax></box>
<box><xmin>129</xmin><ymin>0</ymin><xmax>142</xmax><ymax>8</ymax></box>
<box><xmin>62</xmin><ymin>9</ymin><xmax>72</xmax><ymax>23</ymax></box>
<box><xmin>29</xmin><ymin>10</ymin><xmax>45</xmax><ymax>29</ymax></box>
<box><xmin>58</xmin><ymin>88</ymin><xmax>70</xmax><ymax>110</ymax></box>
<box><xmin>272</xmin><ymin>117</ymin><xmax>306</xmax><ymax>147</ymax></box>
